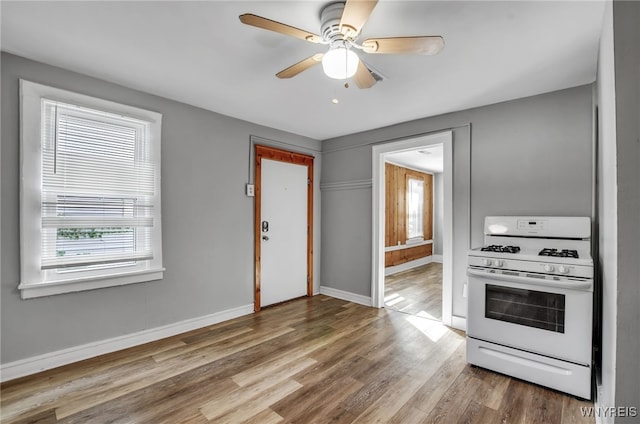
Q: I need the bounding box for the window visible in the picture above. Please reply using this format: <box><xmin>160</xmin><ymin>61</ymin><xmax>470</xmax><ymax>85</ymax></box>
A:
<box><xmin>19</xmin><ymin>80</ymin><xmax>163</xmax><ymax>299</ymax></box>
<box><xmin>406</xmin><ymin>177</ymin><xmax>424</xmax><ymax>240</ymax></box>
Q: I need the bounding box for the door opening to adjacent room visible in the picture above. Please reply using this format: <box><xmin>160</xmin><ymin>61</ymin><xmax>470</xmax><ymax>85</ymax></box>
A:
<box><xmin>372</xmin><ymin>131</ymin><xmax>453</xmax><ymax>326</ymax></box>
<box><xmin>383</xmin><ymin>150</ymin><xmax>442</xmax><ymax>320</ymax></box>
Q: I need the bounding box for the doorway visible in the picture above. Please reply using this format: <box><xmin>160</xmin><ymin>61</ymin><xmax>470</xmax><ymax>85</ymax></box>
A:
<box><xmin>371</xmin><ymin>131</ymin><xmax>453</xmax><ymax>326</ymax></box>
<box><xmin>384</xmin><ymin>263</ymin><xmax>443</xmax><ymax>320</ymax></box>
<box><xmin>254</xmin><ymin>145</ymin><xmax>314</xmax><ymax>311</ymax></box>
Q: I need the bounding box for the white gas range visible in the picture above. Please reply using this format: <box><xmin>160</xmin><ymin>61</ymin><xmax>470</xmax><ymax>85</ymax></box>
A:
<box><xmin>466</xmin><ymin>216</ymin><xmax>593</xmax><ymax>399</ymax></box>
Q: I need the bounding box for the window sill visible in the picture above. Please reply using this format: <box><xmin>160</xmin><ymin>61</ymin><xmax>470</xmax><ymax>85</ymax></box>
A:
<box><xmin>385</xmin><ymin>239</ymin><xmax>433</xmax><ymax>252</ymax></box>
<box><xmin>406</xmin><ymin>237</ymin><xmax>426</xmax><ymax>245</ymax></box>
<box><xmin>18</xmin><ymin>268</ymin><xmax>165</xmax><ymax>299</ymax></box>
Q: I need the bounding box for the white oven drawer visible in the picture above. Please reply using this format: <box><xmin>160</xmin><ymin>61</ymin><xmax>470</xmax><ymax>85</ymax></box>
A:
<box><xmin>467</xmin><ymin>337</ymin><xmax>591</xmax><ymax>399</ymax></box>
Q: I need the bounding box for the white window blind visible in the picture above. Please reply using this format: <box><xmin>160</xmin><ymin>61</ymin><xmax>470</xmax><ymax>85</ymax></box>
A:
<box><xmin>407</xmin><ymin>177</ymin><xmax>424</xmax><ymax>240</ymax></box>
<box><xmin>41</xmin><ymin>100</ymin><xmax>155</xmax><ymax>269</ymax></box>
<box><xmin>19</xmin><ymin>80</ymin><xmax>163</xmax><ymax>299</ymax></box>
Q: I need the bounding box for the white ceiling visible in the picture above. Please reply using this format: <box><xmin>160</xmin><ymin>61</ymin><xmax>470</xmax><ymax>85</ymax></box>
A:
<box><xmin>1</xmin><ymin>1</ymin><xmax>605</xmax><ymax>140</ymax></box>
<box><xmin>386</xmin><ymin>144</ymin><xmax>444</xmax><ymax>173</ymax></box>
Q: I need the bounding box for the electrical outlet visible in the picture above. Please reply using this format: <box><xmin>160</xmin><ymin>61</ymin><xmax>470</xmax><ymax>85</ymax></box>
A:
<box><xmin>246</xmin><ymin>184</ymin><xmax>255</xmax><ymax>197</ymax></box>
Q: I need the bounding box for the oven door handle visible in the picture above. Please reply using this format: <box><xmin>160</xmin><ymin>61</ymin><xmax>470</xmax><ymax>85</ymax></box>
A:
<box><xmin>467</xmin><ymin>268</ymin><xmax>593</xmax><ymax>291</ymax></box>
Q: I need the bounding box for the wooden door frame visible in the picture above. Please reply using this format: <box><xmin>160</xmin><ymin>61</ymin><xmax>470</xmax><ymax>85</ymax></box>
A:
<box><xmin>254</xmin><ymin>144</ymin><xmax>314</xmax><ymax>312</ymax></box>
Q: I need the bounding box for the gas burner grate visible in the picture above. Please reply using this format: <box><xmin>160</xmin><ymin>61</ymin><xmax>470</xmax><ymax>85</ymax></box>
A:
<box><xmin>538</xmin><ymin>248</ymin><xmax>579</xmax><ymax>258</ymax></box>
<box><xmin>481</xmin><ymin>245</ymin><xmax>521</xmax><ymax>254</ymax></box>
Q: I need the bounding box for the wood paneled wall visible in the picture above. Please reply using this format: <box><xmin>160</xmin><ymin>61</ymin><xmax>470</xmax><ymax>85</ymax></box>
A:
<box><xmin>385</xmin><ymin>163</ymin><xmax>434</xmax><ymax>267</ymax></box>
<box><xmin>385</xmin><ymin>163</ymin><xmax>433</xmax><ymax>247</ymax></box>
<box><xmin>385</xmin><ymin>244</ymin><xmax>433</xmax><ymax>267</ymax></box>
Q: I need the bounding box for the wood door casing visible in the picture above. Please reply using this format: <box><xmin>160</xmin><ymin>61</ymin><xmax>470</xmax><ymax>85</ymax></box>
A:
<box><xmin>254</xmin><ymin>145</ymin><xmax>314</xmax><ymax>312</ymax></box>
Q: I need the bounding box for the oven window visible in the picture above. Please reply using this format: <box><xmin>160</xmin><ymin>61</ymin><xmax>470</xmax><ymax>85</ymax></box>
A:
<box><xmin>485</xmin><ymin>284</ymin><xmax>565</xmax><ymax>333</ymax></box>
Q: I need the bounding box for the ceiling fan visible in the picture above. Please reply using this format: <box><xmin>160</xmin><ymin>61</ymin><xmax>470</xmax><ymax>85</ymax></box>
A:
<box><xmin>239</xmin><ymin>0</ymin><xmax>444</xmax><ymax>89</ymax></box>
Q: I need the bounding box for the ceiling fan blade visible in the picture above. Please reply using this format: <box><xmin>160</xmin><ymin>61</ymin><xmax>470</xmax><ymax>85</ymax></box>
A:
<box><xmin>362</xmin><ymin>36</ymin><xmax>444</xmax><ymax>55</ymax></box>
<box><xmin>339</xmin><ymin>0</ymin><xmax>378</xmax><ymax>38</ymax></box>
<box><xmin>239</xmin><ymin>14</ymin><xmax>322</xmax><ymax>44</ymax></box>
<box><xmin>353</xmin><ymin>60</ymin><xmax>376</xmax><ymax>89</ymax></box>
<box><xmin>276</xmin><ymin>53</ymin><xmax>324</xmax><ymax>79</ymax></box>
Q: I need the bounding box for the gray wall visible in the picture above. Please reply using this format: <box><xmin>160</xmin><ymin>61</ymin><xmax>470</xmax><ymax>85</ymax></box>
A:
<box><xmin>612</xmin><ymin>1</ymin><xmax>639</xmax><ymax>420</ymax></box>
<box><xmin>612</xmin><ymin>1</ymin><xmax>640</xmax><ymax>416</ymax></box>
<box><xmin>321</xmin><ymin>85</ymin><xmax>594</xmax><ymax>318</ymax></box>
<box><xmin>0</xmin><ymin>53</ymin><xmax>321</xmax><ymax>364</ymax></box>
<box><xmin>433</xmin><ymin>173</ymin><xmax>444</xmax><ymax>256</ymax></box>
<box><xmin>597</xmin><ymin>2</ymin><xmax>640</xmax><ymax>419</ymax></box>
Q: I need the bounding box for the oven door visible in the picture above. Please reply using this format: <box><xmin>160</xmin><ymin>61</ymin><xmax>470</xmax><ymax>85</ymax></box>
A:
<box><xmin>467</xmin><ymin>267</ymin><xmax>592</xmax><ymax>365</ymax></box>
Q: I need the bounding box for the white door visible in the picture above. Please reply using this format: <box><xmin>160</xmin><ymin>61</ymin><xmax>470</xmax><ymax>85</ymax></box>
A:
<box><xmin>260</xmin><ymin>158</ymin><xmax>308</xmax><ymax>307</ymax></box>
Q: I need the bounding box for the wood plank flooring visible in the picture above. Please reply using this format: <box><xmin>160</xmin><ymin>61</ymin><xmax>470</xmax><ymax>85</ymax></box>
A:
<box><xmin>0</xmin><ymin>295</ymin><xmax>594</xmax><ymax>423</ymax></box>
<box><xmin>385</xmin><ymin>263</ymin><xmax>442</xmax><ymax>320</ymax></box>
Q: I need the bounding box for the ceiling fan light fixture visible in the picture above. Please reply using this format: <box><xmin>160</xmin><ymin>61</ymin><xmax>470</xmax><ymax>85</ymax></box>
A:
<box><xmin>322</xmin><ymin>46</ymin><xmax>359</xmax><ymax>80</ymax></box>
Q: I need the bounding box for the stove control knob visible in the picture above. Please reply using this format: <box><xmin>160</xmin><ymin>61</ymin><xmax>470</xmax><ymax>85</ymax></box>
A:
<box><xmin>482</xmin><ymin>259</ymin><xmax>492</xmax><ymax>266</ymax></box>
<box><xmin>544</xmin><ymin>264</ymin><xmax>555</xmax><ymax>272</ymax></box>
<box><xmin>558</xmin><ymin>265</ymin><xmax>569</xmax><ymax>274</ymax></box>
<box><xmin>494</xmin><ymin>260</ymin><xmax>504</xmax><ymax>267</ymax></box>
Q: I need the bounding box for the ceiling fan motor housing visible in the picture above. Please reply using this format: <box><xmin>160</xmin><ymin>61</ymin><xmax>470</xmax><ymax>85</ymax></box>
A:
<box><xmin>320</xmin><ymin>2</ymin><xmax>349</xmax><ymax>45</ymax></box>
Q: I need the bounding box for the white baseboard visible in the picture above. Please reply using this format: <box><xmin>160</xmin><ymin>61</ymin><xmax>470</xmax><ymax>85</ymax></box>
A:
<box><xmin>451</xmin><ymin>315</ymin><xmax>467</xmax><ymax>331</ymax></box>
<box><xmin>432</xmin><ymin>254</ymin><xmax>443</xmax><ymax>263</ymax></box>
<box><xmin>385</xmin><ymin>256</ymin><xmax>432</xmax><ymax>276</ymax></box>
<box><xmin>319</xmin><ymin>286</ymin><xmax>372</xmax><ymax>307</ymax></box>
<box><xmin>0</xmin><ymin>303</ymin><xmax>254</xmax><ymax>382</ymax></box>
<box><xmin>593</xmin><ymin>374</ymin><xmax>609</xmax><ymax>424</ymax></box>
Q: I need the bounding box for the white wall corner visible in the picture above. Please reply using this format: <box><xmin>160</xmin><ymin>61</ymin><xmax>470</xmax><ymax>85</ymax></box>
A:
<box><xmin>431</xmin><ymin>254</ymin><xmax>443</xmax><ymax>263</ymax></box>
<box><xmin>451</xmin><ymin>315</ymin><xmax>467</xmax><ymax>332</ymax></box>
<box><xmin>319</xmin><ymin>285</ymin><xmax>373</xmax><ymax>307</ymax></box>
<box><xmin>0</xmin><ymin>304</ymin><xmax>254</xmax><ymax>382</ymax></box>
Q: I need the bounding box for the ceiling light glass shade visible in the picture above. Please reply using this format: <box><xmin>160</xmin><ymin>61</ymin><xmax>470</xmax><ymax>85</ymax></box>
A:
<box><xmin>322</xmin><ymin>47</ymin><xmax>359</xmax><ymax>79</ymax></box>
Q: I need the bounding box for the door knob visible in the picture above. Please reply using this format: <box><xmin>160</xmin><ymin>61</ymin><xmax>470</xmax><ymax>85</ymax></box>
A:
<box><xmin>262</xmin><ymin>235</ymin><xmax>269</xmax><ymax>241</ymax></box>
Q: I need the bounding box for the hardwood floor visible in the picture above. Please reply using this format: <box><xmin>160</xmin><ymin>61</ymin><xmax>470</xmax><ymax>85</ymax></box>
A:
<box><xmin>385</xmin><ymin>263</ymin><xmax>442</xmax><ymax>320</ymax></box>
<box><xmin>1</xmin><ymin>296</ymin><xmax>594</xmax><ymax>423</ymax></box>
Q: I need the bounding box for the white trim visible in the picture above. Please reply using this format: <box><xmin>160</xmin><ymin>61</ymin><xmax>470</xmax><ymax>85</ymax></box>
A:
<box><xmin>385</xmin><ymin>256</ymin><xmax>432</xmax><ymax>276</ymax></box>
<box><xmin>432</xmin><ymin>254</ymin><xmax>443</xmax><ymax>263</ymax></box>
<box><xmin>441</xmin><ymin>135</ymin><xmax>453</xmax><ymax>326</ymax></box>
<box><xmin>371</xmin><ymin>131</ymin><xmax>454</xmax><ymax>327</ymax></box>
<box><xmin>451</xmin><ymin>315</ymin><xmax>467</xmax><ymax>332</ymax></box>
<box><xmin>0</xmin><ymin>304</ymin><xmax>253</xmax><ymax>382</ymax></box>
<box><xmin>319</xmin><ymin>286</ymin><xmax>372</xmax><ymax>307</ymax></box>
<box><xmin>18</xmin><ymin>268</ymin><xmax>165</xmax><ymax>299</ymax></box>
<box><xmin>593</xmin><ymin>370</ymin><xmax>610</xmax><ymax>424</ymax></box>
<box><xmin>319</xmin><ymin>179</ymin><xmax>372</xmax><ymax>191</ymax></box>
<box><xmin>594</xmin><ymin>382</ymin><xmax>604</xmax><ymax>424</ymax></box>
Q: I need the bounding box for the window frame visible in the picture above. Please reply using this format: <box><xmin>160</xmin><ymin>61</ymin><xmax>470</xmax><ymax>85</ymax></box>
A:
<box><xmin>19</xmin><ymin>80</ymin><xmax>164</xmax><ymax>299</ymax></box>
<box><xmin>405</xmin><ymin>175</ymin><xmax>425</xmax><ymax>242</ymax></box>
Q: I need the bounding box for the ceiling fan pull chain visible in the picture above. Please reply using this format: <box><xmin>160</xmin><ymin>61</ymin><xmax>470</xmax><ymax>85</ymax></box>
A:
<box><xmin>344</xmin><ymin>48</ymin><xmax>350</xmax><ymax>88</ymax></box>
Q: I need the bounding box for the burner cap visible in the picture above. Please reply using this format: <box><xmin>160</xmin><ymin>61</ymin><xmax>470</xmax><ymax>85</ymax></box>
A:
<box><xmin>539</xmin><ymin>248</ymin><xmax>579</xmax><ymax>258</ymax></box>
<box><xmin>481</xmin><ymin>245</ymin><xmax>521</xmax><ymax>253</ymax></box>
